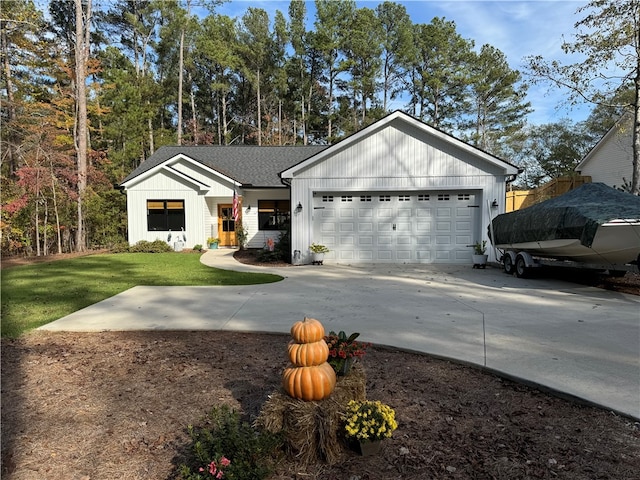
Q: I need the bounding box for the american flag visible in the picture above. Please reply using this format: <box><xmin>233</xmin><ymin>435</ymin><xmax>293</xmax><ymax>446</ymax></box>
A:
<box><xmin>232</xmin><ymin>189</ymin><xmax>239</xmax><ymax>222</ymax></box>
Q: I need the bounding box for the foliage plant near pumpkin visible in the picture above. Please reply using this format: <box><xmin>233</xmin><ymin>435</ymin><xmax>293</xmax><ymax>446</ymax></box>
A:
<box><xmin>282</xmin><ymin>317</ymin><xmax>337</xmax><ymax>401</ymax></box>
<box><xmin>343</xmin><ymin>400</ymin><xmax>398</xmax><ymax>443</ymax></box>
<box><xmin>324</xmin><ymin>331</ymin><xmax>371</xmax><ymax>374</ymax></box>
<box><xmin>178</xmin><ymin>405</ymin><xmax>282</xmax><ymax>480</ymax></box>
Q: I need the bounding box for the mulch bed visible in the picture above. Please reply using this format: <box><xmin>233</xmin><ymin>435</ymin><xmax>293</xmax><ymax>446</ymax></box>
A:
<box><xmin>2</xmin><ymin>249</ymin><xmax>639</xmax><ymax>479</ymax></box>
<box><xmin>2</xmin><ymin>331</ymin><xmax>639</xmax><ymax>479</ymax></box>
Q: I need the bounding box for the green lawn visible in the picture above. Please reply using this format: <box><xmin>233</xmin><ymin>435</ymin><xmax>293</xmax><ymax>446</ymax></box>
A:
<box><xmin>1</xmin><ymin>253</ymin><xmax>283</xmax><ymax>338</ymax></box>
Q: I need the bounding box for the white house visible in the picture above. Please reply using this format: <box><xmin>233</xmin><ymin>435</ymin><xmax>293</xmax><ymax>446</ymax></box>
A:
<box><xmin>120</xmin><ymin>111</ymin><xmax>518</xmax><ymax>264</ymax></box>
<box><xmin>575</xmin><ymin>113</ymin><xmax>634</xmax><ymax>190</ymax></box>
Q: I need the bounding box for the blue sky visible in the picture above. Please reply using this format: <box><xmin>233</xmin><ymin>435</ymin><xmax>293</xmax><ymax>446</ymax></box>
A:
<box><xmin>216</xmin><ymin>0</ymin><xmax>592</xmax><ymax>127</ymax></box>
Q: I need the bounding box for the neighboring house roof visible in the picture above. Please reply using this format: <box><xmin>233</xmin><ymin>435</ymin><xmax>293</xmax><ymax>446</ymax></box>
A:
<box><xmin>120</xmin><ymin>145</ymin><xmax>329</xmax><ymax>188</ymax></box>
<box><xmin>281</xmin><ymin>111</ymin><xmax>519</xmax><ymax>178</ymax></box>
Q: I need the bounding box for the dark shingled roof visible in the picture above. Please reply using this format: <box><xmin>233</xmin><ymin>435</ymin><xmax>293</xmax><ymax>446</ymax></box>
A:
<box><xmin>120</xmin><ymin>145</ymin><xmax>329</xmax><ymax>188</ymax></box>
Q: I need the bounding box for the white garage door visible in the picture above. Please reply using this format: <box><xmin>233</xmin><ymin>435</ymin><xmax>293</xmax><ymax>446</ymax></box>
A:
<box><xmin>312</xmin><ymin>191</ymin><xmax>478</xmax><ymax>264</ymax></box>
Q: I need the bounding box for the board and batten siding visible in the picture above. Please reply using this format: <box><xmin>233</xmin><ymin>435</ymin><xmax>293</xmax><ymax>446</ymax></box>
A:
<box><xmin>287</xmin><ymin>122</ymin><xmax>510</xmax><ymax>264</ymax></box>
<box><xmin>240</xmin><ymin>189</ymin><xmax>290</xmax><ymax>249</ymax></box>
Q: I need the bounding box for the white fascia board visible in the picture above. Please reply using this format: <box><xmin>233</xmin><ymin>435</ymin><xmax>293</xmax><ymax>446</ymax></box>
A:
<box><xmin>163</xmin><ymin>165</ymin><xmax>211</xmax><ymax>191</ymax></box>
<box><xmin>281</xmin><ymin>111</ymin><xmax>519</xmax><ymax>178</ymax></box>
<box><xmin>121</xmin><ymin>153</ymin><xmax>240</xmax><ymax>189</ymax></box>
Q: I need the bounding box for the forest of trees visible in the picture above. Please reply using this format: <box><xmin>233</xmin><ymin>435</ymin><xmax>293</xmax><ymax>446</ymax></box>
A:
<box><xmin>1</xmin><ymin>0</ymin><xmax>635</xmax><ymax>255</ymax></box>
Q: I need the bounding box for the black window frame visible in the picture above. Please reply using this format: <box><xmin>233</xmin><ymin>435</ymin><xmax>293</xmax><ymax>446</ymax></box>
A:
<box><xmin>258</xmin><ymin>200</ymin><xmax>291</xmax><ymax>231</ymax></box>
<box><xmin>147</xmin><ymin>199</ymin><xmax>186</xmax><ymax>231</ymax></box>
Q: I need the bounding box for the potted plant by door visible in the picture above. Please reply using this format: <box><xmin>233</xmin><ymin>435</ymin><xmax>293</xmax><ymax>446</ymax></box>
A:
<box><xmin>472</xmin><ymin>240</ymin><xmax>488</xmax><ymax>268</ymax></box>
<box><xmin>309</xmin><ymin>243</ymin><xmax>329</xmax><ymax>264</ymax></box>
<box><xmin>207</xmin><ymin>237</ymin><xmax>220</xmax><ymax>249</ymax></box>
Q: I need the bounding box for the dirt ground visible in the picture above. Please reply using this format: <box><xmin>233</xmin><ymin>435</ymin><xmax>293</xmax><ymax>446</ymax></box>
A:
<box><xmin>1</xmin><ymin>250</ymin><xmax>639</xmax><ymax>479</ymax></box>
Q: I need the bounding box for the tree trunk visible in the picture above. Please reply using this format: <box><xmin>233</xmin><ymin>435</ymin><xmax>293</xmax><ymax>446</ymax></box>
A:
<box><xmin>74</xmin><ymin>0</ymin><xmax>90</xmax><ymax>252</ymax></box>
<box><xmin>222</xmin><ymin>93</ymin><xmax>228</xmax><ymax>145</ymax></box>
<box><xmin>633</xmin><ymin>48</ymin><xmax>640</xmax><ymax>194</ymax></box>
<box><xmin>1</xmin><ymin>25</ymin><xmax>17</xmax><ymax>177</ymax></box>
<box><xmin>148</xmin><ymin>115</ymin><xmax>154</xmax><ymax>156</ymax></box>
<box><xmin>256</xmin><ymin>68</ymin><xmax>261</xmax><ymax>146</ymax></box>
<box><xmin>50</xmin><ymin>158</ymin><xmax>62</xmax><ymax>254</ymax></box>
<box><xmin>177</xmin><ymin>27</ymin><xmax>184</xmax><ymax>145</ymax></box>
<box><xmin>35</xmin><ymin>169</ymin><xmax>41</xmax><ymax>257</ymax></box>
<box><xmin>190</xmin><ymin>79</ymin><xmax>197</xmax><ymax>143</ymax></box>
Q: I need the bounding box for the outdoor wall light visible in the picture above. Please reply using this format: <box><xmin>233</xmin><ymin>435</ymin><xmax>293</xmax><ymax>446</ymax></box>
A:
<box><xmin>246</xmin><ymin>205</ymin><xmax>251</xmax><ymax>212</ymax></box>
<box><xmin>491</xmin><ymin>199</ymin><xmax>499</xmax><ymax>208</ymax></box>
<box><xmin>296</xmin><ymin>202</ymin><xmax>303</xmax><ymax>212</ymax></box>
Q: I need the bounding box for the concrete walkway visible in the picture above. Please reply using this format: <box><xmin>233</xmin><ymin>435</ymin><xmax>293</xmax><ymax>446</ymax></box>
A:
<box><xmin>40</xmin><ymin>248</ymin><xmax>640</xmax><ymax>420</ymax></box>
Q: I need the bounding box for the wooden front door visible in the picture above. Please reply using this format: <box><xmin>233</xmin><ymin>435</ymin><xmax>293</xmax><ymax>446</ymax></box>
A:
<box><xmin>218</xmin><ymin>204</ymin><xmax>237</xmax><ymax>247</ymax></box>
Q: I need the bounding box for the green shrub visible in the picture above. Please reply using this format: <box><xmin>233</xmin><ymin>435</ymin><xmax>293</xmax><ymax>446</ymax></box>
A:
<box><xmin>178</xmin><ymin>405</ymin><xmax>282</xmax><ymax>480</ymax></box>
<box><xmin>128</xmin><ymin>240</ymin><xmax>173</xmax><ymax>253</ymax></box>
<box><xmin>256</xmin><ymin>230</ymin><xmax>291</xmax><ymax>263</ymax></box>
<box><xmin>110</xmin><ymin>241</ymin><xmax>131</xmax><ymax>253</ymax></box>
<box><xmin>193</xmin><ymin>244</ymin><xmax>203</xmax><ymax>252</ymax></box>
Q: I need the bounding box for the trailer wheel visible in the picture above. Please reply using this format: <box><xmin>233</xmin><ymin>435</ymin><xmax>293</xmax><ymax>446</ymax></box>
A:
<box><xmin>515</xmin><ymin>254</ymin><xmax>529</xmax><ymax>278</ymax></box>
<box><xmin>503</xmin><ymin>254</ymin><xmax>514</xmax><ymax>275</ymax></box>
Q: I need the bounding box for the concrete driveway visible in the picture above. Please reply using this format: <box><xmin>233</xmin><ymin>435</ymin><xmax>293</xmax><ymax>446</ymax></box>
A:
<box><xmin>40</xmin><ymin>249</ymin><xmax>640</xmax><ymax>420</ymax></box>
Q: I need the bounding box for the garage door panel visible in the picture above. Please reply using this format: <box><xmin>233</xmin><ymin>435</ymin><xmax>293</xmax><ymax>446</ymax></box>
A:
<box><xmin>359</xmin><ymin>236</ymin><xmax>374</xmax><ymax>246</ymax></box>
<box><xmin>456</xmin><ymin>235</ymin><xmax>472</xmax><ymax>245</ymax></box>
<box><xmin>378</xmin><ymin>250</ymin><xmax>393</xmax><ymax>260</ymax></box>
<box><xmin>378</xmin><ymin>235</ymin><xmax>392</xmax><ymax>245</ymax></box>
<box><xmin>339</xmin><ymin>250</ymin><xmax>355</xmax><ymax>260</ymax></box>
<box><xmin>456</xmin><ymin>221</ymin><xmax>471</xmax><ymax>231</ymax></box>
<box><xmin>456</xmin><ymin>207</ymin><xmax>471</xmax><ymax>217</ymax></box>
<box><xmin>416</xmin><ymin>222</ymin><xmax>431</xmax><ymax>232</ymax></box>
<box><xmin>436</xmin><ymin>207</ymin><xmax>452</xmax><ymax>218</ymax></box>
<box><xmin>339</xmin><ymin>222</ymin><xmax>355</xmax><ymax>232</ymax></box>
<box><xmin>313</xmin><ymin>191</ymin><xmax>478</xmax><ymax>264</ymax></box>
<box><xmin>358</xmin><ymin>250</ymin><xmax>373</xmax><ymax>260</ymax></box>
<box><xmin>416</xmin><ymin>250</ymin><xmax>431</xmax><ymax>260</ymax></box>
<box><xmin>340</xmin><ymin>235</ymin><xmax>355</xmax><ymax>246</ymax></box>
<box><xmin>397</xmin><ymin>249</ymin><xmax>412</xmax><ymax>260</ymax></box>
<box><xmin>436</xmin><ymin>250</ymin><xmax>451</xmax><ymax>260</ymax></box>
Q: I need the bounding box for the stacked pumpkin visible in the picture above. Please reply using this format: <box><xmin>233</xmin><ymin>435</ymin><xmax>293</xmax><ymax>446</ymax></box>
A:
<box><xmin>283</xmin><ymin>317</ymin><xmax>337</xmax><ymax>401</ymax></box>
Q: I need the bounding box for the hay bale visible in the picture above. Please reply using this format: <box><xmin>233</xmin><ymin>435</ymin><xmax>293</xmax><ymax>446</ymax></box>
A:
<box><xmin>255</xmin><ymin>362</ymin><xmax>366</xmax><ymax>465</ymax></box>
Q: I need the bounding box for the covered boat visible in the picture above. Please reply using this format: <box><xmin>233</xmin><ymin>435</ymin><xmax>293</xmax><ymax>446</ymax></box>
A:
<box><xmin>489</xmin><ymin>183</ymin><xmax>640</xmax><ymax>267</ymax></box>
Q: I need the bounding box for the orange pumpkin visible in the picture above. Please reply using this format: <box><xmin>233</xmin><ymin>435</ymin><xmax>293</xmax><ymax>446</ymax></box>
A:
<box><xmin>288</xmin><ymin>339</ymin><xmax>329</xmax><ymax>366</ymax></box>
<box><xmin>290</xmin><ymin>317</ymin><xmax>324</xmax><ymax>344</ymax></box>
<box><xmin>282</xmin><ymin>362</ymin><xmax>337</xmax><ymax>401</ymax></box>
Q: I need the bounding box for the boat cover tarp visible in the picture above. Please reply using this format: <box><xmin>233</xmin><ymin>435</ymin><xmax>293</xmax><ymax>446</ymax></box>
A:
<box><xmin>489</xmin><ymin>183</ymin><xmax>640</xmax><ymax>247</ymax></box>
